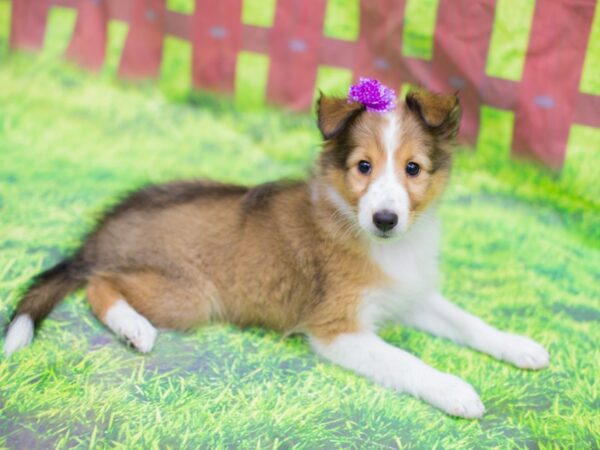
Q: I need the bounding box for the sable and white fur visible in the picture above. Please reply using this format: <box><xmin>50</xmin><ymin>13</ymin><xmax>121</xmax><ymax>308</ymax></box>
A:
<box><xmin>4</xmin><ymin>88</ymin><xmax>548</xmax><ymax>418</ymax></box>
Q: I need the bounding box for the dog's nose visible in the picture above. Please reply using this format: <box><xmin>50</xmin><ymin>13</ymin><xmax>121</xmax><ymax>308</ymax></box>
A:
<box><xmin>373</xmin><ymin>210</ymin><xmax>398</xmax><ymax>232</ymax></box>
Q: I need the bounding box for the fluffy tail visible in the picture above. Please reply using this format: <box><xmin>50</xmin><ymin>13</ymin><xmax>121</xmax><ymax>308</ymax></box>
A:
<box><xmin>4</xmin><ymin>258</ymin><xmax>87</xmax><ymax>356</ymax></box>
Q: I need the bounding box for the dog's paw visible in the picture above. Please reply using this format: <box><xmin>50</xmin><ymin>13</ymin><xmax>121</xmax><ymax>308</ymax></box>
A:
<box><xmin>421</xmin><ymin>373</ymin><xmax>485</xmax><ymax>419</ymax></box>
<box><xmin>122</xmin><ymin>315</ymin><xmax>157</xmax><ymax>353</ymax></box>
<box><xmin>497</xmin><ymin>333</ymin><xmax>549</xmax><ymax>370</ymax></box>
<box><xmin>105</xmin><ymin>300</ymin><xmax>158</xmax><ymax>353</ymax></box>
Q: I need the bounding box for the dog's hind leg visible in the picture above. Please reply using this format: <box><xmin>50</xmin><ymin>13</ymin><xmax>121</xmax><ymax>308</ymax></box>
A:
<box><xmin>87</xmin><ymin>275</ymin><xmax>157</xmax><ymax>353</ymax></box>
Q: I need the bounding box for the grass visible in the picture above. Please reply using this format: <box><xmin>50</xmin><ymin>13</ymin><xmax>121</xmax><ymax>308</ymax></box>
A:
<box><xmin>1</xmin><ymin>4</ymin><xmax>600</xmax><ymax>449</ymax></box>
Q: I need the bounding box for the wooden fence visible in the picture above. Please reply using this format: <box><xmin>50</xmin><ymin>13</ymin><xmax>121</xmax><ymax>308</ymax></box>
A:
<box><xmin>7</xmin><ymin>0</ymin><xmax>600</xmax><ymax>169</ymax></box>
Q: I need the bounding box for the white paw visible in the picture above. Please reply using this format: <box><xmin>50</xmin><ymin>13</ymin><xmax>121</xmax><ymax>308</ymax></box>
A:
<box><xmin>422</xmin><ymin>373</ymin><xmax>485</xmax><ymax>419</ymax></box>
<box><xmin>122</xmin><ymin>315</ymin><xmax>157</xmax><ymax>353</ymax></box>
<box><xmin>497</xmin><ymin>333</ymin><xmax>549</xmax><ymax>370</ymax></box>
<box><xmin>105</xmin><ymin>300</ymin><xmax>157</xmax><ymax>353</ymax></box>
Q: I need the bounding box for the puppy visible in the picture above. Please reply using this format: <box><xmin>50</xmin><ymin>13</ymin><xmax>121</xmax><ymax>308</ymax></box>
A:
<box><xmin>4</xmin><ymin>86</ymin><xmax>549</xmax><ymax>418</ymax></box>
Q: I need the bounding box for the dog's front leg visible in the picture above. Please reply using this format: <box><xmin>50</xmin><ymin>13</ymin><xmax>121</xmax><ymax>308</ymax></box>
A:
<box><xmin>402</xmin><ymin>292</ymin><xmax>549</xmax><ymax>369</ymax></box>
<box><xmin>309</xmin><ymin>331</ymin><xmax>485</xmax><ymax>418</ymax></box>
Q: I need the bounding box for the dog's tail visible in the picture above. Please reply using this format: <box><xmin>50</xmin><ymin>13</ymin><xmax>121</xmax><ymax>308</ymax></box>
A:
<box><xmin>4</xmin><ymin>257</ymin><xmax>88</xmax><ymax>356</ymax></box>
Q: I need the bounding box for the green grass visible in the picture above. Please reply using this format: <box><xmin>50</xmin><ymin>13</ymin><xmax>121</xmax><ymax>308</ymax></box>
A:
<box><xmin>242</xmin><ymin>0</ymin><xmax>277</xmax><ymax>28</ymax></box>
<box><xmin>402</xmin><ymin>0</ymin><xmax>439</xmax><ymax>60</ymax></box>
<box><xmin>580</xmin><ymin>2</ymin><xmax>600</xmax><ymax>94</ymax></box>
<box><xmin>323</xmin><ymin>0</ymin><xmax>360</xmax><ymax>41</ymax></box>
<box><xmin>485</xmin><ymin>0</ymin><xmax>536</xmax><ymax>81</ymax></box>
<box><xmin>1</xmin><ymin>5</ymin><xmax>600</xmax><ymax>449</ymax></box>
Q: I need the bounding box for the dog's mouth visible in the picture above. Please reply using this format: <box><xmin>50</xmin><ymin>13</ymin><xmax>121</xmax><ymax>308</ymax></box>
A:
<box><xmin>371</xmin><ymin>230</ymin><xmax>399</xmax><ymax>241</ymax></box>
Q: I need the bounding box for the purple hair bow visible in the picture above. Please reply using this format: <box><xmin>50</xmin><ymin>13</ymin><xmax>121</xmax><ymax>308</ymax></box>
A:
<box><xmin>348</xmin><ymin>77</ymin><xmax>397</xmax><ymax>113</ymax></box>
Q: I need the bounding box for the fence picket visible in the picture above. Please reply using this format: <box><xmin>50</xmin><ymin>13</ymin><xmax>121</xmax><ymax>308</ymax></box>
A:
<box><xmin>430</xmin><ymin>0</ymin><xmax>496</xmax><ymax>144</ymax></box>
<box><xmin>512</xmin><ymin>0</ymin><xmax>596</xmax><ymax>168</ymax></box>
<box><xmin>191</xmin><ymin>0</ymin><xmax>243</xmax><ymax>93</ymax></box>
<box><xmin>65</xmin><ymin>0</ymin><xmax>108</xmax><ymax>71</ymax></box>
<box><xmin>266</xmin><ymin>0</ymin><xmax>327</xmax><ymax>110</ymax></box>
<box><xmin>10</xmin><ymin>0</ymin><xmax>51</xmax><ymax>51</ymax></box>
<box><xmin>354</xmin><ymin>0</ymin><xmax>407</xmax><ymax>91</ymax></box>
<box><xmin>118</xmin><ymin>0</ymin><xmax>165</xmax><ymax>79</ymax></box>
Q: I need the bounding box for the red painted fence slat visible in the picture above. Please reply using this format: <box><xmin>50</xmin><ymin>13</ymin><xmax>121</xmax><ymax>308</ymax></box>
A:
<box><xmin>575</xmin><ymin>93</ymin><xmax>600</xmax><ymax>128</ymax></box>
<box><xmin>164</xmin><ymin>10</ymin><xmax>192</xmax><ymax>41</ymax></box>
<box><xmin>318</xmin><ymin>37</ymin><xmax>355</xmax><ymax>70</ymax></box>
<box><xmin>354</xmin><ymin>0</ymin><xmax>407</xmax><ymax>91</ymax></box>
<box><xmin>430</xmin><ymin>0</ymin><xmax>497</xmax><ymax>144</ymax></box>
<box><xmin>481</xmin><ymin>76</ymin><xmax>518</xmax><ymax>111</ymax></box>
<box><xmin>105</xmin><ymin>0</ymin><xmax>135</xmax><ymax>21</ymax></box>
<box><xmin>242</xmin><ymin>25</ymin><xmax>269</xmax><ymax>55</ymax></box>
<box><xmin>267</xmin><ymin>0</ymin><xmax>327</xmax><ymax>110</ymax></box>
<box><xmin>118</xmin><ymin>0</ymin><xmax>165</xmax><ymax>79</ymax></box>
<box><xmin>10</xmin><ymin>0</ymin><xmax>51</xmax><ymax>52</ymax></box>
<box><xmin>51</xmin><ymin>0</ymin><xmax>78</xmax><ymax>8</ymax></box>
<box><xmin>191</xmin><ymin>0</ymin><xmax>243</xmax><ymax>93</ymax></box>
<box><xmin>65</xmin><ymin>0</ymin><xmax>108</xmax><ymax>71</ymax></box>
<box><xmin>512</xmin><ymin>0</ymin><xmax>596</xmax><ymax>168</ymax></box>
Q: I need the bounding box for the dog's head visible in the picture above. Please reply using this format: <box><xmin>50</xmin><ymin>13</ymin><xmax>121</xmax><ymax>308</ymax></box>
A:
<box><xmin>317</xmin><ymin>87</ymin><xmax>461</xmax><ymax>241</ymax></box>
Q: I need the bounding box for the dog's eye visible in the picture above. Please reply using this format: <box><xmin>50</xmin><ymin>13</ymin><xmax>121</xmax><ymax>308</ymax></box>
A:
<box><xmin>405</xmin><ymin>161</ymin><xmax>420</xmax><ymax>177</ymax></box>
<box><xmin>357</xmin><ymin>160</ymin><xmax>372</xmax><ymax>174</ymax></box>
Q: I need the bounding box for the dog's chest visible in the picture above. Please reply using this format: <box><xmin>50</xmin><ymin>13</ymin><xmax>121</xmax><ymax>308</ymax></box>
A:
<box><xmin>360</xmin><ymin>216</ymin><xmax>440</xmax><ymax>328</ymax></box>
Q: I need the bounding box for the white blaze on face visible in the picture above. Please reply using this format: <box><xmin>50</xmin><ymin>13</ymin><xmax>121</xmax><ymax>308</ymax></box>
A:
<box><xmin>358</xmin><ymin>113</ymin><xmax>410</xmax><ymax>237</ymax></box>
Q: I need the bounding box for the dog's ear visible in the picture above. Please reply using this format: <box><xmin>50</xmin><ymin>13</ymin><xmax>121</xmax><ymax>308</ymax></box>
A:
<box><xmin>405</xmin><ymin>88</ymin><xmax>461</xmax><ymax>139</ymax></box>
<box><xmin>316</xmin><ymin>92</ymin><xmax>365</xmax><ymax>141</ymax></box>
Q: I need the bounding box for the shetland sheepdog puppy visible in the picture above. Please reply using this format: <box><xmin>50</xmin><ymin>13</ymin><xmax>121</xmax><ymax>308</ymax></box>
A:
<box><xmin>4</xmin><ymin>87</ymin><xmax>549</xmax><ymax>418</ymax></box>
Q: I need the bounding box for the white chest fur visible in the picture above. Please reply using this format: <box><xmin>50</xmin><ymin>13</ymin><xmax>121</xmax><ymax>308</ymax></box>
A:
<box><xmin>360</xmin><ymin>211</ymin><xmax>441</xmax><ymax>329</ymax></box>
